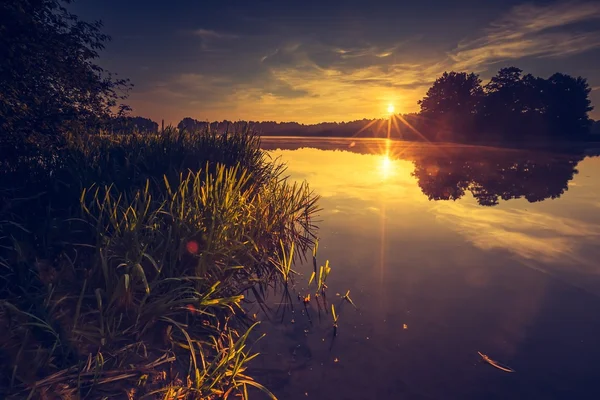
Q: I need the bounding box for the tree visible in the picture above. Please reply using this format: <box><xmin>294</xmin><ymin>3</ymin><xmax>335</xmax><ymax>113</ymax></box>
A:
<box><xmin>482</xmin><ymin>67</ymin><xmax>594</xmax><ymax>141</ymax></box>
<box><xmin>543</xmin><ymin>73</ymin><xmax>593</xmax><ymax>137</ymax></box>
<box><xmin>417</xmin><ymin>72</ymin><xmax>483</xmax><ymax>141</ymax></box>
<box><xmin>484</xmin><ymin>68</ymin><xmax>524</xmax><ymax>112</ymax></box>
<box><xmin>177</xmin><ymin>117</ymin><xmax>207</xmax><ymax>131</ymax></box>
<box><xmin>483</xmin><ymin>67</ymin><xmax>531</xmax><ymax>140</ymax></box>
<box><xmin>0</xmin><ymin>0</ymin><xmax>131</xmax><ymax>143</ymax></box>
<box><xmin>109</xmin><ymin>116</ymin><xmax>159</xmax><ymax>134</ymax></box>
<box><xmin>592</xmin><ymin>120</ymin><xmax>600</xmax><ymax>137</ymax></box>
<box><xmin>420</xmin><ymin>67</ymin><xmax>595</xmax><ymax>144</ymax></box>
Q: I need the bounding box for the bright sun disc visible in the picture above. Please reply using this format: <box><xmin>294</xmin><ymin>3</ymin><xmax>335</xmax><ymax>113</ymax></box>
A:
<box><xmin>387</xmin><ymin>104</ymin><xmax>395</xmax><ymax>114</ymax></box>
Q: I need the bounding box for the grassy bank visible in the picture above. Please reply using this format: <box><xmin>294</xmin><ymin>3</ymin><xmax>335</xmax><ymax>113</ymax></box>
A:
<box><xmin>0</xmin><ymin>128</ymin><xmax>319</xmax><ymax>399</ymax></box>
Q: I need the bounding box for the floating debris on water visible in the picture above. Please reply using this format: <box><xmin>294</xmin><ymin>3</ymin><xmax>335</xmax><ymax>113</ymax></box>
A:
<box><xmin>478</xmin><ymin>351</ymin><xmax>515</xmax><ymax>373</ymax></box>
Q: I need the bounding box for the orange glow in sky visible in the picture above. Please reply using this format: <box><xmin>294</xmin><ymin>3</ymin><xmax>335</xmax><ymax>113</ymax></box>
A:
<box><xmin>127</xmin><ymin>78</ymin><xmax>420</xmax><ymax>126</ymax></box>
<box><xmin>76</xmin><ymin>0</ymin><xmax>600</xmax><ymax>124</ymax></box>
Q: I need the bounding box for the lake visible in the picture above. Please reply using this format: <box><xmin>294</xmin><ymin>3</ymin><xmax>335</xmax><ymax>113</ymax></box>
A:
<box><xmin>250</xmin><ymin>137</ymin><xmax>600</xmax><ymax>400</ymax></box>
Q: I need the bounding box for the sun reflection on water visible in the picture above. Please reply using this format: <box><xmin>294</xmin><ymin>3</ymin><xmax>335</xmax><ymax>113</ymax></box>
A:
<box><xmin>379</xmin><ymin>155</ymin><xmax>394</xmax><ymax>180</ymax></box>
<box><xmin>378</xmin><ymin>139</ymin><xmax>397</xmax><ymax>180</ymax></box>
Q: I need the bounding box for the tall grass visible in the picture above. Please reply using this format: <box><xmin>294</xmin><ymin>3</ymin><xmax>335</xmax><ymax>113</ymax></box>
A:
<box><xmin>0</xmin><ymin>127</ymin><xmax>319</xmax><ymax>399</ymax></box>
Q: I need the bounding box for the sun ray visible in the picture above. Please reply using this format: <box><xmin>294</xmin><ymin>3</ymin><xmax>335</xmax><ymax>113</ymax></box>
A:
<box><xmin>391</xmin><ymin>115</ymin><xmax>401</xmax><ymax>138</ymax></box>
<box><xmin>353</xmin><ymin>118</ymin><xmax>379</xmax><ymax>137</ymax></box>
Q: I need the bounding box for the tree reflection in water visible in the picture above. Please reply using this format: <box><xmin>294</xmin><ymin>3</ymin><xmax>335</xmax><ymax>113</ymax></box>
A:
<box><xmin>261</xmin><ymin>138</ymin><xmax>597</xmax><ymax>206</ymax></box>
<box><xmin>411</xmin><ymin>149</ymin><xmax>585</xmax><ymax>206</ymax></box>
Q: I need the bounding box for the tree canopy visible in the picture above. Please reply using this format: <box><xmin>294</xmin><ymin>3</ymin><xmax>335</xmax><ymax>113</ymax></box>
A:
<box><xmin>417</xmin><ymin>72</ymin><xmax>483</xmax><ymax>141</ymax></box>
<box><xmin>0</xmin><ymin>0</ymin><xmax>131</xmax><ymax>143</ymax></box>
<box><xmin>418</xmin><ymin>72</ymin><xmax>483</xmax><ymax>118</ymax></box>
<box><xmin>418</xmin><ymin>67</ymin><xmax>594</xmax><ymax>143</ymax></box>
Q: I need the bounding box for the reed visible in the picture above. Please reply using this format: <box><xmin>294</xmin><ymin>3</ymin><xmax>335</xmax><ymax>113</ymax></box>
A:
<box><xmin>0</xmin><ymin>127</ymin><xmax>319</xmax><ymax>399</ymax></box>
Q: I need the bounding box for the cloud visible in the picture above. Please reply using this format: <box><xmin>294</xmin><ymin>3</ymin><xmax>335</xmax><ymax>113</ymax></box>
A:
<box><xmin>192</xmin><ymin>29</ymin><xmax>239</xmax><ymax>40</ymax></box>
<box><xmin>130</xmin><ymin>67</ymin><xmax>316</xmax><ymax>124</ymax></box>
<box><xmin>126</xmin><ymin>1</ymin><xmax>600</xmax><ymax>123</ymax></box>
<box><xmin>190</xmin><ymin>28</ymin><xmax>240</xmax><ymax>52</ymax></box>
<box><xmin>435</xmin><ymin>202</ymin><xmax>600</xmax><ymax>264</ymax></box>
<box><xmin>260</xmin><ymin>41</ymin><xmax>403</xmax><ymax>72</ymax></box>
<box><xmin>449</xmin><ymin>1</ymin><xmax>600</xmax><ymax>71</ymax></box>
<box><xmin>132</xmin><ymin>36</ymin><xmax>441</xmax><ymax>123</ymax></box>
<box><xmin>248</xmin><ymin>38</ymin><xmax>445</xmax><ymax>120</ymax></box>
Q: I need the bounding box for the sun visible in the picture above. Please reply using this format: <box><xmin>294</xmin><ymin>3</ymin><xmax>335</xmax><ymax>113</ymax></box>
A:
<box><xmin>387</xmin><ymin>104</ymin><xmax>395</xmax><ymax>114</ymax></box>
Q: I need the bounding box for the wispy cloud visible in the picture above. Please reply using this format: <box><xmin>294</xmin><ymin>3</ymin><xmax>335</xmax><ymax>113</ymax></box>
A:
<box><xmin>449</xmin><ymin>1</ymin><xmax>600</xmax><ymax>71</ymax></box>
<box><xmin>435</xmin><ymin>202</ymin><xmax>600</xmax><ymax>264</ymax></box>
<box><xmin>332</xmin><ymin>45</ymin><xmax>396</xmax><ymax>59</ymax></box>
<box><xmin>191</xmin><ymin>28</ymin><xmax>240</xmax><ymax>51</ymax></box>
<box><xmin>192</xmin><ymin>28</ymin><xmax>239</xmax><ymax>40</ymax></box>
<box><xmin>127</xmin><ymin>2</ymin><xmax>600</xmax><ymax>123</ymax></box>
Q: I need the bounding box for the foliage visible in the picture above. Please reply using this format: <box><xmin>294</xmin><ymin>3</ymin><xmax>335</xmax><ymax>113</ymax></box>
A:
<box><xmin>0</xmin><ymin>128</ymin><xmax>320</xmax><ymax>399</ymax></box>
<box><xmin>592</xmin><ymin>120</ymin><xmax>600</xmax><ymax>137</ymax></box>
<box><xmin>482</xmin><ymin>67</ymin><xmax>593</xmax><ymax>140</ymax></box>
<box><xmin>0</xmin><ymin>0</ymin><xmax>131</xmax><ymax>144</ymax></box>
<box><xmin>106</xmin><ymin>116</ymin><xmax>160</xmax><ymax>135</ymax></box>
<box><xmin>175</xmin><ymin>117</ymin><xmax>424</xmax><ymax>139</ymax></box>
<box><xmin>543</xmin><ymin>72</ymin><xmax>593</xmax><ymax>135</ymax></box>
<box><xmin>417</xmin><ymin>72</ymin><xmax>484</xmax><ymax>141</ymax></box>
<box><xmin>178</xmin><ymin>118</ymin><xmax>211</xmax><ymax>132</ymax></box>
<box><xmin>418</xmin><ymin>67</ymin><xmax>594</xmax><ymax>143</ymax></box>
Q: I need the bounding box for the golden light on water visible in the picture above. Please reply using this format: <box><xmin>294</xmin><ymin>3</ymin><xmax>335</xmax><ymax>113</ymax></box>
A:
<box><xmin>380</xmin><ymin>155</ymin><xmax>393</xmax><ymax>179</ymax></box>
<box><xmin>378</xmin><ymin>139</ymin><xmax>396</xmax><ymax>180</ymax></box>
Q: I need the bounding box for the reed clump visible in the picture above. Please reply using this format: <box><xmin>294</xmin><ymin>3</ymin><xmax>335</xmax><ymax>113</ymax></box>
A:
<box><xmin>0</xmin><ymin>127</ymin><xmax>319</xmax><ymax>399</ymax></box>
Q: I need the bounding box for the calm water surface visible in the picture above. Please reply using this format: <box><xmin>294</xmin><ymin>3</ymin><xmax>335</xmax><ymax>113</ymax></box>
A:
<box><xmin>250</xmin><ymin>137</ymin><xmax>600</xmax><ymax>400</ymax></box>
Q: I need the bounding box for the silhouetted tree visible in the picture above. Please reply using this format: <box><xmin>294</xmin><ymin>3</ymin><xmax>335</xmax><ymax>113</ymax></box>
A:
<box><xmin>109</xmin><ymin>116</ymin><xmax>158</xmax><ymax>134</ymax></box>
<box><xmin>481</xmin><ymin>67</ymin><xmax>556</xmax><ymax>141</ymax></box>
<box><xmin>591</xmin><ymin>120</ymin><xmax>600</xmax><ymax>138</ymax></box>
<box><xmin>418</xmin><ymin>67</ymin><xmax>595</xmax><ymax>144</ymax></box>
<box><xmin>177</xmin><ymin>117</ymin><xmax>206</xmax><ymax>131</ymax></box>
<box><xmin>0</xmin><ymin>0</ymin><xmax>131</xmax><ymax>145</ymax></box>
<box><xmin>483</xmin><ymin>67</ymin><xmax>528</xmax><ymax>140</ymax></box>
<box><xmin>417</xmin><ymin>72</ymin><xmax>483</xmax><ymax>142</ymax></box>
<box><xmin>176</xmin><ymin>117</ymin><xmax>409</xmax><ymax>138</ymax></box>
<box><xmin>543</xmin><ymin>73</ymin><xmax>593</xmax><ymax>137</ymax></box>
<box><xmin>484</xmin><ymin>67</ymin><xmax>525</xmax><ymax>107</ymax></box>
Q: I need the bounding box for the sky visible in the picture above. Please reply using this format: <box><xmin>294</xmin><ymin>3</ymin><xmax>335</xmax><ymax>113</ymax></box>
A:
<box><xmin>72</xmin><ymin>0</ymin><xmax>600</xmax><ymax>124</ymax></box>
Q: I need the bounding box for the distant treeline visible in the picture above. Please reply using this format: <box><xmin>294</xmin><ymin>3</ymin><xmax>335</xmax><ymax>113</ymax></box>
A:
<box><xmin>129</xmin><ymin>66</ymin><xmax>600</xmax><ymax>144</ymax></box>
<box><xmin>105</xmin><ymin>116</ymin><xmax>159</xmax><ymax>134</ymax></box>
<box><xmin>175</xmin><ymin>117</ymin><xmax>408</xmax><ymax>138</ymax></box>
<box><xmin>138</xmin><ymin>114</ymin><xmax>600</xmax><ymax>143</ymax></box>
